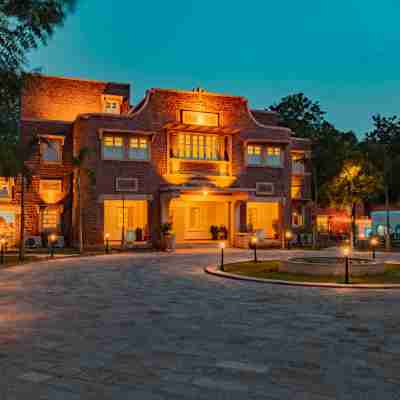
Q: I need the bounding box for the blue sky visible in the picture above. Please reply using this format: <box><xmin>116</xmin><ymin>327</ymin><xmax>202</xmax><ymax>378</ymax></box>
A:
<box><xmin>28</xmin><ymin>0</ymin><xmax>400</xmax><ymax>137</ymax></box>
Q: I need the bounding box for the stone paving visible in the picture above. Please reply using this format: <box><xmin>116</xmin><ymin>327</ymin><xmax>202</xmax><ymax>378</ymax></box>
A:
<box><xmin>0</xmin><ymin>248</ymin><xmax>399</xmax><ymax>399</ymax></box>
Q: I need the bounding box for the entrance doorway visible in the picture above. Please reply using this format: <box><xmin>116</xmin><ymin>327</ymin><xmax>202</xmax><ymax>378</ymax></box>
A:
<box><xmin>170</xmin><ymin>198</ymin><xmax>230</xmax><ymax>242</ymax></box>
<box><xmin>104</xmin><ymin>200</ymin><xmax>148</xmax><ymax>243</ymax></box>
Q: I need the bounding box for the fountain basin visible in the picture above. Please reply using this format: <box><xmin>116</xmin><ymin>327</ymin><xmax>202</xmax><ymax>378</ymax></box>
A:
<box><xmin>280</xmin><ymin>257</ymin><xmax>385</xmax><ymax>276</ymax></box>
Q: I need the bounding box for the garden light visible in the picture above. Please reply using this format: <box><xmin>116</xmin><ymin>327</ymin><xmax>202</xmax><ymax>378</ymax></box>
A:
<box><xmin>0</xmin><ymin>238</ymin><xmax>5</xmax><ymax>265</ymax></box>
<box><xmin>251</xmin><ymin>236</ymin><xmax>258</xmax><ymax>263</ymax></box>
<box><xmin>370</xmin><ymin>237</ymin><xmax>378</xmax><ymax>260</ymax></box>
<box><xmin>49</xmin><ymin>234</ymin><xmax>56</xmax><ymax>259</ymax></box>
<box><xmin>219</xmin><ymin>241</ymin><xmax>225</xmax><ymax>270</ymax></box>
<box><xmin>342</xmin><ymin>245</ymin><xmax>351</xmax><ymax>284</ymax></box>
<box><xmin>105</xmin><ymin>233</ymin><xmax>110</xmax><ymax>254</ymax></box>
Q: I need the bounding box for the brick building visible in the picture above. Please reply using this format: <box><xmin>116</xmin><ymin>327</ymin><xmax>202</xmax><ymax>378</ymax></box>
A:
<box><xmin>0</xmin><ymin>74</ymin><xmax>312</xmax><ymax>248</ymax></box>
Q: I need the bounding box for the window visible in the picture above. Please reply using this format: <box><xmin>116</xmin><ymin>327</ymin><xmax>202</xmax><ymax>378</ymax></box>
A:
<box><xmin>172</xmin><ymin>133</ymin><xmax>224</xmax><ymax>161</ymax></box>
<box><xmin>266</xmin><ymin>147</ymin><xmax>282</xmax><ymax>167</ymax></box>
<box><xmin>292</xmin><ymin>207</ymin><xmax>305</xmax><ymax>227</ymax></box>
<box><xmin>181</xmin><ymin>110</ymin><xmax>219</xmax><ymax>127</ymax></box>
<box><xmin>292</xmin><ymin>153</ymin><xmax>305</xmax><ymax>174</ymax></box>
<box><xmin>256</xmin><ymin>182</ymin><xmax>274</xmax><ymax>195</ymax></box>
<box><xmin>102</xmin><ymin>95</ymin><xmax>122</xmax><ymax>114</ymax></box>
<box><xmin>247</xmin><ymin>145</ymin><xmax>262</xmax><ymax>165</ymax></box>
<box><xmin>41</xmin><ymin>208</ymin><xmax>59</xmax><ymax>231</ymax></box>
<box><xmin>129</xmin><ymin>137</ymin><xmax>149</xmax><ymax>160</ymax></box>
<box><xmin>0</xmin><ymin>178</ymin><xmax>11</xmax><ymax>200</ymax></box>
<box><xmin>246</xmin><ymin>144</ymin><xmax>282</xmax><ymax>167</ymax></box>
<box><xmin>103</xmin><ymin>136</ymin><xmax>124</xmax><ymax>160</ymax></box>
<box><xmin>41</xmin><ymin>139</ymin><xmax>62</xmax><ymax>162</ymax></box>
<box><xmin>115</xmin><ymin>177</ymin><xmax>138</xmax><ymax>192</ymax></box>
<box><xmin>39</xmin><ymin>180</ymin><xmax>63</xmax><ymax>203</ymax></box>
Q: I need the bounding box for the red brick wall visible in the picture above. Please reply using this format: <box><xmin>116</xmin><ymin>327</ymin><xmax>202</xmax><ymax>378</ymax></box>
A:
<box><xmin>21</xmin><ymin>75</ymin><xmax>130</xmax><ymax>121</ymax></box>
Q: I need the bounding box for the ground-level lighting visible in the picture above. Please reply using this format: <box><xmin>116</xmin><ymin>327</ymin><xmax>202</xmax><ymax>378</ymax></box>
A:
<box><xmin>285</xmin><ymin>230</ymin><xmax>293</xmax><ymax>250</ymax></box>
<box><xmin>49</xmin><ymin>234</ymin><xmax>56</xmax><ymax>259</ymax></box>
<box><xmin>251</xmin><ymin>236</ymin><xmax>258</xmax><ymax>263</ymax></box>
<box><xmin>342</xmin><ymin>245</ymin><xmax>351</xmax><ymax>284</ymax></box>
<box><xmin>219</xmin><ymin>242</ymin><xmax>225</xmax><ymax>271</ymax></box>
<box><xmin>0</xmin><ymin>238</ymin><xmax>5</xmax><ymax>265</ymax></box>
<box><xmin>370</xmin><ymin>237</ymin><xmax>378</xmax><ymax>260</ymax></box>
<box><xmin>105</xmin><ymin>233</ymin><xmax>110</xmax><ymax>254</ymax></box>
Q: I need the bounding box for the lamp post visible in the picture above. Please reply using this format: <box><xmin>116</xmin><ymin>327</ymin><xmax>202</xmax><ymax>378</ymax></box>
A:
<box><xmin>49</xmin><ymin>234</ymin><xmax>56</xmax><ymax>259</ymax></box>
<box><xmin>219</xmin><ymin>242</ymin><xmax>225</xmax><ymax>271</ymax></box>
<box><xmin>343</xmin><ymin>246</ymin><xmax>350</xmax><ymax>284</ymax></box>
<box><xmin>285</xmin><ymin>230</ymin><xmax>293</xmax><ymax>250</ymax></box>
<box><xmin>251</xmin><ymin>236</ymin><xmax>258</xmax><ymax>263</ymax></box>
<box><xmin>105</xmin><ymin>233</ymin><xmax>110</xmax><ymax>254</ymax></box>
<box><xmin>0</xmin><ymin>238</ymin><xmax>5</xmax><ymax>265</ymax></box>
<box><xmin>370</xmin><ymin>237</ymin><xmax>378</xmax><ymax>260</ymax></box>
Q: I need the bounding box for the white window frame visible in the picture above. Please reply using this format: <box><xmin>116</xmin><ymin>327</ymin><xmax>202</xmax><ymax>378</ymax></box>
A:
<box><xmin>128</xmin><ymin>137</ymin><xmax>150</xmax><ymax>161</ymax></box>
<box><xmin>40</xmin><ymin>137</ymin><xmax>64</xmax><ymax>163</ymax></box>
<box><xmin>256</xmin><ymin>182</ymin><xmax>274</xmax><ymax>195</ymax></box>
<box><xmin>101</xmin><ymin>95</ymin><xmax>123</xmax><ymax>114</ymax></box>
<box><xmin>103</xmin><ymin>136</ymin><xmax>124</xmax><ymax>160</ymax></box>
<box><xmin>115</xmin><ymin>177</ymin><xmax>139</xmax><ymax>192</ymax></box>
<box><xmin>266</xmin><ymin>147</ymin><xmax>282</xmax><ymax>167</ymax></box>
<box><xmin>247</xmin><ymin>145</ymin><xmax>262</xmax><ymax>165</ymax></box>
<box><xmin>173</xmin><ymin>133</ymin><xmax>223</xmax><ymax>161</ymax></box>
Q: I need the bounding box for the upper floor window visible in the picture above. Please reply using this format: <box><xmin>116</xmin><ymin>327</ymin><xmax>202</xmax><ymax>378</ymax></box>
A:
<box><xmin>129</xmin><ymin>137</ymin><xmax>149</xmax><ymax>160</ymax></box>
<box><xmin>247</xmin><ymin>145</ymin><xmax>262</xmax><ymax>165</ymax></box>
<box><xmin>171</xmin><ymin>133</ymin><xmax>226</xmax><ymax>161</ymax></box>
<box><xmin>246</xmin><ymin>144</ymin><xmax>282</xmax><ymax>167</ymax></box>
<box><xmin>103</xmin><ymin>136</ymin><xmax>124</xmax><ymax>160</ymax></box>
<box><xmin>41</xmin><ymin>138</ymin><xmax>63</xmax><ymax>163</ymax></box>
<box><xmin>266</xmin><ymin>147</ymin><xmax>282</xmax><ymax>167</ymax></box>
<box><xmin>102</xmin><ymin>95</ymin><xmax>122</xmax><ymax>114</ymax></box>
<box><xmin>292</xmin><ymin>153</ymin><xmax>305</xmax><ymax>174</ymax></box>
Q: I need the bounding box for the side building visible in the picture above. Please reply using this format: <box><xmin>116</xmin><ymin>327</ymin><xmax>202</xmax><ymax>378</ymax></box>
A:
<box><xmin>0</xmin><ymin>74</ymin><xmax>312</xmax><ymax>248</ymax></box>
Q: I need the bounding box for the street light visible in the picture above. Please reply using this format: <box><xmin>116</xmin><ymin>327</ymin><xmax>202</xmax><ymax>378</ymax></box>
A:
<box><xmin>251</xmin><ymin>236</ymin><xmax>258</xmax><ymax>263</ymax></box>
<box><xmin>342</xmin><ymin>245</ymin><xmax>351</xmax><ymax>284</ymax></box>
<box><xmin>0</xmin><ymin>238</ymin><xmax>6</xmax><ymax>265</ymax></box>
<box><xmin>105</xmin><ymin>233</ymin><xmax>110</xmax><ymax>254</ymax></box>
<box><xmin>49</xmin><ymin>234</ymin><xmax>56</xmax><ymax>259</ymax></box>
<box><xmin>219</xmin><ymin>242</ymin><xmax>225</xmax><ymax>271</ymax></box>
<box><xmin>370</xmin><ymin>237</ymin><xmax>378</xmax><ymax>260</ymax></box>
<box><xmin>285</xmin><ymin>230</ymin><xmax>293</xmax><ymax>250</ymax></box>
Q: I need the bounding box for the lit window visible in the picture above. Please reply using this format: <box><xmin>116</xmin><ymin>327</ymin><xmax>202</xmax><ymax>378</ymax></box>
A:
<box><xmin>247</xmin><ymin>145</ymin><xmax>262</xmax><ymax>165</ymax></box>
<box><xmin>103</xmin><ymin>136</ymin><xmax>124</xmax><ymax>160</ymax></box>
<box><xmin>291</xmin><ymin>184</ymin><xmax>303</xmax><ymax>199</ymax></box>
<box><xmin>39</xmin><ymin>180</ymin><xmax>63</xmax><ymax>204</ymax></box>
<box><xmin>129</xmin><ymin>137</ymin><xmax>149</xmax><ymax>160</ymax></box>
<box><xmin>102</xmin><ymin>96</ymin><xmax>122</xmax><ymax>114</ymax></box>
<box><xmin>41</xmin><ymin>139</ymin><xmax>62</xmax><ymax>162</ymax></box>
<box><xmin>266</xmin><ymin>147</ymin><xmax>281</xmax><ymax>167</ymax></box>
<box><xmin>292</xmin><ymin>208</ymin><xmax>304</xmax><ymax>227</ymax></box>
<box><xmin>0</xmin><ymin>178</ymin><xmax>11</xmax><ymax>200</ymax></box>
<box><xmin>41</xmin><ymin>208</ymin><xmax>59</xmax><ymax>231</ymax></box>
<box><xmin>173</xmin><ymin>133</ymin><xmax>224</xmax><ymax>161</ymax></box>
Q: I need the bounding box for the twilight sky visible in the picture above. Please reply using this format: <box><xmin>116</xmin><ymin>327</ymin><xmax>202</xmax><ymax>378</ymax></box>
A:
<box><xmin>28</xmin><ymin>0</ymin><xmax>400</xmax><ymax>137</ymax></box>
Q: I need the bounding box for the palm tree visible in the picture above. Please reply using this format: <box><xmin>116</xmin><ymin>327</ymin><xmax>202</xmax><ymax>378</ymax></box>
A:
<box><xmin>72</xmin><ymin>148</ymin><xmax>95</xmax><ymax>253</ymax></box>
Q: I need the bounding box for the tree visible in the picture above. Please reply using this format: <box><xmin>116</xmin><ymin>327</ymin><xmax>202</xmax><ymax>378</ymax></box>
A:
<box><xmin>72</xmin><ymin>148</ymin><xmax>95</xmax><ymax>253</ymax></box>
<box><xmin>270</xmin><ymin>93</ymin><xmax>359</xmax><ymax>247</ymax></box>
<box><xmin>364</xmin><ymin>114</ymin><xmax>400</xmax><ymax>250</ymax></box>
<box><xmin>327</xmin><ymin>158</ymin><xmax>383</xmax><ymax>248</ymax></box>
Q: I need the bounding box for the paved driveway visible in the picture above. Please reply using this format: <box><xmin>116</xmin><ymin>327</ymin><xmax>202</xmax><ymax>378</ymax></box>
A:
<box><xmin>0</xmin><ymin>248</ymin><xmax>399</xmax><ymax>399</ymax></box>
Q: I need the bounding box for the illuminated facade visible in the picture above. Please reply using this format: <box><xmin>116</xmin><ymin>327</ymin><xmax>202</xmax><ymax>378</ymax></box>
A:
<box><xmin>4</xmin><ymin>74</ymin><xmax>312</xmax><ymax>248</ymax></box>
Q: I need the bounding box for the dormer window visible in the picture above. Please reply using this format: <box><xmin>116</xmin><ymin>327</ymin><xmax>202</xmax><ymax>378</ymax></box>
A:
<box><xmin>102</xmin><ymin>95</ymin><xmax>122</xmax><ymax>114</ymax></box>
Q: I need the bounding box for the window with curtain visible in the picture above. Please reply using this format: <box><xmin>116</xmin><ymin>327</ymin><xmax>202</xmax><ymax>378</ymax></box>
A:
<box><xmin>129</xmin><ymin>137</ymin><xmax>149</xmax><ymax>160</ymax></box>
<box><xmin>103</xmin><ymin>136</ymin><xmax>124</xmax><ymax>160</ymax></box>
<box><xmin>172</xmin><ymin>133</ymin><xmax>225</xmax><ymax>161</ymax></box>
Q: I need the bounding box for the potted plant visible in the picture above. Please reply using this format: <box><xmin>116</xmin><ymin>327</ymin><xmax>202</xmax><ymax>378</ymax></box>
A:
<box><xmin>219</xmin><ymin>225</ymin><xmax>228</xmax><ymax>240</ymax></box>
<box><xmin>160</xmin><ymin>222</ymin><xmax>175</xmax><ymax>252</ymax></box>
<box><xmin>210</xmin><ymin>225</ymin><xmax>219</xmax><ymax>240</ymax></box>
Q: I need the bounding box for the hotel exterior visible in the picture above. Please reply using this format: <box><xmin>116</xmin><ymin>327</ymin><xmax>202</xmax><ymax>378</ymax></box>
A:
<box><xmin>0</xmin><ymin>75</ymin><xmax>312</xmax><ymax>248</ymax></box>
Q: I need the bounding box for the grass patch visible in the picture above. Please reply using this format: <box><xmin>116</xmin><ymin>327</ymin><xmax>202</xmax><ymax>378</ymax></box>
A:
<box><xmin>223</xmin><ymin>260</ymin><xmax>400</xmax><ymax>284</ymax></box>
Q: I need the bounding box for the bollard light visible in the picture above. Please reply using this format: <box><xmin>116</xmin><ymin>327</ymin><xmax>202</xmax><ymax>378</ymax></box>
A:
<box><xmin>285</xmin><ymin>230</ymin><xmax>293</xmax><ymax>250</ymax></box>
<box><xmin>342</xmin><ymin>245</ymin><xmax>351</xmax><ymax>284</ymax></box>
<box><xmin>0</xmin><ymin>238</ymin><xmax>5</xmax><ymax>265</ymax></box>
<box><xmin>220</xmin><ymin>242</ymin><xmax>225</xmax><ymax>271</ymax></box>
<box><xmin>105</xmin><ymin>233</ymin><xmax>110</xmax><ymax>254</ymax></box>
<box><xmin>49</xmin><ymin>234</ymin><xmax>56</xmax><ymax>259</ymax></box>
<box><xmin>370</xmin><ymin>237</ymin><xmax>378</xmax><ymax>260</ymax></box>
<box><xmin>251</xmin><ymin>236</ymin><xmax>258</xmax><ymax>263</ymax></box>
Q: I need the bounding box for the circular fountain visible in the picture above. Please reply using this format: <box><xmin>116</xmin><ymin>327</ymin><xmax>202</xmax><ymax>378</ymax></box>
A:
<box><xmin>280</xmin><ymin>257</ymin><xmax>385</xmax><ymax>276</ymax></box>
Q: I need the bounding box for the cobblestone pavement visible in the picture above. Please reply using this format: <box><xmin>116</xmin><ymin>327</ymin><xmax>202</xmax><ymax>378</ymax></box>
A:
<box><xmin>0</xmin><ymin>248</ymin><xmax>399</xmax><ymax>399</ymax></box>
